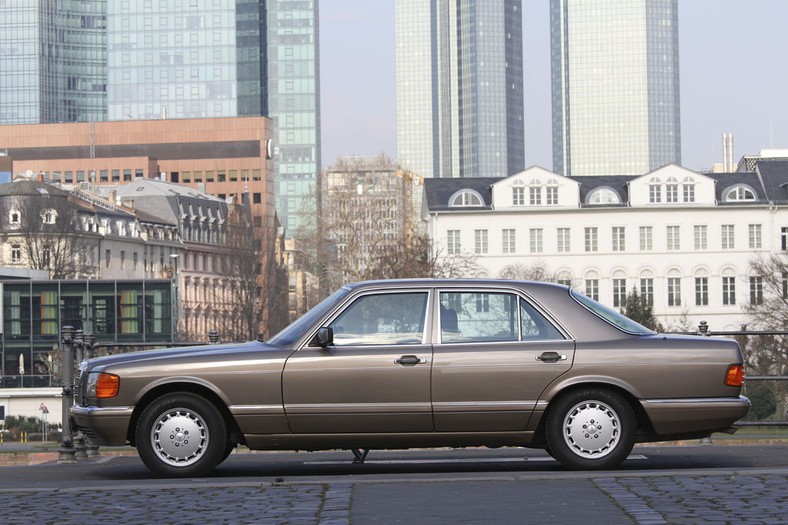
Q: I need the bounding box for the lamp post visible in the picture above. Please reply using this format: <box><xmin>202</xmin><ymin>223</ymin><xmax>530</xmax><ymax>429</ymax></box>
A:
<box><xmin>58</xmin><ymin>325</ymin><xmax>77</xmax><ymax>463</ymax></box>
<box><xmin>170</xmin><ymin>253</ymin><xmax>180</xmax><ymax>340</ymax></box>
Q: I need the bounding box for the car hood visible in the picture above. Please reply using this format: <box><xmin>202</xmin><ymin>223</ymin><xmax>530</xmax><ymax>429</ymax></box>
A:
<box><xmin>82</xmin><ymin>340</ymin><xmax>282</xmax><ymax>372</ymax></box>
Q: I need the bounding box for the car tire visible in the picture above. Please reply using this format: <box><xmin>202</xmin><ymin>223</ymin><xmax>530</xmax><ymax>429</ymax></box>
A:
<box><xmin>136</xmin><ymin>392</ymin><xmax>227</xmax><ymax>478</ymax></box>
<box><xmin>545</xmin><ymin>388</ymin><xmax>635</xmax><ymax>470</ymax></box>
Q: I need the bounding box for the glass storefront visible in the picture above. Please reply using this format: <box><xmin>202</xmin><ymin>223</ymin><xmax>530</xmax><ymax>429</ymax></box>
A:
<box><xmin>1</xmin><ymin>279</ymin><xmax>173</xmax><ymax>388</ymax></box>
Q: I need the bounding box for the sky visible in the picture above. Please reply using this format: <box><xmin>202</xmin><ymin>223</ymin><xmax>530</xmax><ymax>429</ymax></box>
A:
<box><xmin>318</xmin><ymin>0</ymin><xmax>788</xmax><ymax>173</ymax></box>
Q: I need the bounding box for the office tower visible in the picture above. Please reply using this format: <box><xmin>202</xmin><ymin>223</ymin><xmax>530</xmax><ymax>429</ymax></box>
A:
<box><xmin>551</xmin><ymin>0</ymin><xmax>681</xmax><ymax>177</ymax></box>
<box><xmin>396</xmin><ymin>0</ymin><xmax>524</xmax><ymax>179</ymax></box>
<box><xmin>0</xmin><ymin>0</ymin><xmax>107</xmax><ymax>124</ymax></box>
<box><xmin>267</xmin><ymin>1</ymin><xmax>321</xmax><ymax>233</ymax></box>
<box><xmin>106</xmin><ymin>1</ymin><xmax>267</xmax><ymax>120</ymax></box>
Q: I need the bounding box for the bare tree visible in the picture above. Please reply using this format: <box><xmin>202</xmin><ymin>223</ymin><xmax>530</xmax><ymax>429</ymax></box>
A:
<box><xmin>498</xmin><ymin>260</ymin><xmax>558</xmax><ymax>282</ymax></box>
<box><xmin>1</xmin><ymin>191</ymin><xmax>93</xmax><ymax>279</ymax></box>
<box><xmin>220</xmin><ymin>205</ymin><xmax>289</xmax><ymax>341</ymax></box>
<box><xmin>744</xmin><ymin>253</ymin><xmax>788</xmax><ymax>420</ymax></box>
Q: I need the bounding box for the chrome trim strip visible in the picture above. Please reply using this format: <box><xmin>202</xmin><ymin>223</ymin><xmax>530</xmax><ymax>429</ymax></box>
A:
<box><xmin>643</xmin><ymin>396</ymin><xmax>749</xmax><ymax>406</ymax></box>
<box><xmin>284</xmin><ymin>402</ymin><xmax>431</xmax><ymax>413</ymax></box>
<box><xmin>71</xmin><ymin>405</ymin><xmax>134</xmax><ymax>416</ymax></box>
<box><xmin>228</xmin><ymin>404</ymin><xmax>286</xmax><ymax>415</ymax></box>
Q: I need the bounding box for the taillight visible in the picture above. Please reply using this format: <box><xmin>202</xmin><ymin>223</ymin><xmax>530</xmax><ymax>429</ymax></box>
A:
<box><xmin>96</xmin><ymin>373</ymin><xmax>120</xmax><ymax>398</ymax></box>
<box><xmin>724</xmin><ymin>364</ymin><xmax>744</xmax><ymax>387</ymax></box>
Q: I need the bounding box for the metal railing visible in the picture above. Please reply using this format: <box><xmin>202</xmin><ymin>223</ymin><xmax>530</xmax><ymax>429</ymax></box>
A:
<box><xmin>690</xmin><ymin>322</ymin><xmax>788</xmax><ymax>428</ymax></box>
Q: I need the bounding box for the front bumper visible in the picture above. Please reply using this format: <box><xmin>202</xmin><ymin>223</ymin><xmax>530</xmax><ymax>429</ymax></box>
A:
<box><xmin>70</xmin><ymin>405</ymin><xmax>134</xmax><ymax>446</ymax></box>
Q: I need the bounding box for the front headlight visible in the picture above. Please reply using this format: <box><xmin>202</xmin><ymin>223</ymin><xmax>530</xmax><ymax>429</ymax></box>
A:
<box><xmin>86</xmin><ymin>372</ymin><xmax>120</xmax><ymax>399</ymax></box>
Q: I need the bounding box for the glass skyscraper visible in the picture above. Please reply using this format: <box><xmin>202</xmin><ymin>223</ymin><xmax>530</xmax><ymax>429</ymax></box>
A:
<box><xmin>0</xmin><ymin>0</ymin><xmax>106</xmax><ymax>124</ymax></box>
<box><xmin>267</xmin><ymin>1</ymin><xmax>320</xmax><ymax>233</ymax></box>
<box><xmin>551</xmin><ymin>0</ymin><xmax>681</xmax><ymax>177</ymax></box>
<box><xmin>106</xmin><ymin>0</ymin><xmax>266</xmax><ymax>120</ymax></box>
<box><xmin>396</xmin><ymin>0</ymin><xmax>524</xmax><ymax>179</ymax></box>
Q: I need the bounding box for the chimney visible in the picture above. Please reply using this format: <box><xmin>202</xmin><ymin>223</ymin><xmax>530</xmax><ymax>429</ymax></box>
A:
<box><xmin>722</xmin><ymin>133</ymin><xmax>734</xmax><ymax>172</ymax></box>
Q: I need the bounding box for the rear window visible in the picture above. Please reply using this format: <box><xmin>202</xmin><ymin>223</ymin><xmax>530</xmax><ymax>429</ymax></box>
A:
<box><xmin>570</xmin><ymin>289</ymin><xmax>655</xmax><ymax>336</ymax></box>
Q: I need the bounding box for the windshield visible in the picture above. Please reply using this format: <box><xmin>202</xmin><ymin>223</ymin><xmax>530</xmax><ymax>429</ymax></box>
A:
<box><xmin>267</xmin><ymin>287</ymin><xmax>351</xmax><ymax>347</ymax></box>
<box><xmin>570</xmin><ymin>289</ymin><xmax>656</xmax><ymax>336</ymax></box>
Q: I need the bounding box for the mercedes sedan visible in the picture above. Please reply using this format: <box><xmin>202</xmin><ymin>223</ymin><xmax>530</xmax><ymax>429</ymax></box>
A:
<box><xmin>71</xmin><ymin>279</ymin><xmax>750</xmax><ymax>477</ymax></box>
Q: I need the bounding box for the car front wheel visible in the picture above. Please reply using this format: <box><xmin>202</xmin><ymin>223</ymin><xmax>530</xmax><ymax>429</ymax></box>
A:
<box><xmin>136</xmin><ymin>392</ymin><xmax>227</xmax><ymax>478</ymax></box>
<box><xmin>545</xmin><ymin>388</ymin><xmax>635</xmax><ymax>470</ymax></box>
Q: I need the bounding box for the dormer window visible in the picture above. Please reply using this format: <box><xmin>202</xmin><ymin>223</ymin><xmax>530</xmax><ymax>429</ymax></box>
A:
<box><xmin>648</xmin><ymin>177</ymin><xmax>662</xmax><ymax>203</ymax></box>
<box><xmin>587</xmin><ymin>187</ymin><xmax>621</xmax><ymax>205</ymax></box>
<box><xmin>40</xmin><ymin>209</ymin><xmax>58</xmax><ymax>224</ymax></box>
<box><xmin>666</xmin><ymin>177</ymin><xmax>679</xmax><ymax>203</ymax></box>
<box><xmin>8</xmin><ymin>209</ymin><xmax>20</xmax><ymax>225</ymax></box>
<box><xmin>683</xmin><ymin>177</ymin><xmax>696</xmax><ymax>203</ymax></box>
<box><xmin>449</xmin><ymin>190</ymin><xmax>484</xmax><ymax>207</ymax></box>
<box><xmin>512</xmin><ymin>181</ymin><xmax>525</xmax><ymax>206</ymax></box>
<box><xmin>724</xmin><ymin>185</ymin><xmax>757</xmax><ymax>202</ymax></box>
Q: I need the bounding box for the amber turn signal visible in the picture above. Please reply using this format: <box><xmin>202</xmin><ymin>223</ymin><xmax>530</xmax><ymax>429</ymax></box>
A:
<box><xmin>96</xmin><ymin>373</ymin><xmax>120</xmax><ymax>398</ymax></box>
<box><xmin>724</xmin><ymin>364</ymin><xmax>744</xmax><ymax>387</ymax></box>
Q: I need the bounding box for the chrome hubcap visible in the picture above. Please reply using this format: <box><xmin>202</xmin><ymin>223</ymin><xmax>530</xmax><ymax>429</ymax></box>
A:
<box><xmin>562</xmin><ymin>400</ymin><xmax>620</xmax><ymax>459</ymax></box>
<box><xmin>151</xmin><ymin>408</ymin><xmax>209</xmax><ymax>467</ymax></box>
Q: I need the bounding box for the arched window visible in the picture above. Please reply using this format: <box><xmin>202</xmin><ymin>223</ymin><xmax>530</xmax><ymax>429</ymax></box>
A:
<box><xmin>723</xmin><ymin>185</ymin><xmax>757</xmax><ymax>202</ymax></box>
<box><xmin>666</xmin><ymin>177</ymin><xmax>679</xmax><ymax>203</ymax></box>
<box><xmin>648</xmin><ymin>177</ymin><xmax>662</xmax><ymax>203</ymax></box>
<box><xmin>546</xmin><ymin>179</ymin><xmax>559</xmax><ymax>205</ymax></box>
<box><xmin>8</xmin><ymin>209</ymin><xmax>20</xmax><ymax>225</ymax></box>
<box><xmin>682</xmin><ymin>176</ymin><xmax>695</xmax><ymax>203</ymax></box>
<box><xmin>587</xmin><ymin>187</ymin><xmax>621</xmax><ymax>205</ymax></box>
<box><xmin>449</xmin><ymin>190</ymin><xmax>484</xmax><ymax>207</ymax></box>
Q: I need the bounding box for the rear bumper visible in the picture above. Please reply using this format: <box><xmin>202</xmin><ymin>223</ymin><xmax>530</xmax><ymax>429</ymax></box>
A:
<box><xmin>641</xmin><ymin>396</ymin><xmax>751</xmax><ymax>436</ymax></box>
<box><xmin>70</xmin><ymin>405</ymin><xmax>134</xmax><ymax>446</ymax></box>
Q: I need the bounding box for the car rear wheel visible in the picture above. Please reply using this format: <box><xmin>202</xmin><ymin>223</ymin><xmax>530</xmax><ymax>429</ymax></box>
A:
<box><xmin>545</xmin><ymin>388</ymin><xmax>635</xmax><ymax>470</ymax></box>
<box><xmin>136</xmin><ymin>392</ymin><xmax>227</xmax><ymax>478</ymax></box>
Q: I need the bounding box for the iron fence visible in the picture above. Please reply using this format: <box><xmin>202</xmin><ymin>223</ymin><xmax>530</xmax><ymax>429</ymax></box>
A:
<box><xmin>685</xmin><ymin>323</ymin><xmax>788</xmax><ymax>428</ymax></box>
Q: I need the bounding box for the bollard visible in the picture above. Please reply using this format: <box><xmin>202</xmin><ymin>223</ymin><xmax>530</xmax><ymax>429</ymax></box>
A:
<box><xmin>58</xmin><ymin>325</ymin><xmax>77</xmax><ymax>464</ymax></box>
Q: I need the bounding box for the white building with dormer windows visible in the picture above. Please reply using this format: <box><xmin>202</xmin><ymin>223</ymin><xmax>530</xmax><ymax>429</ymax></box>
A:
<box><xmin>424</xmin><ymin>161</ymin><xmax>788</xmax><ymax>331</ymax></box>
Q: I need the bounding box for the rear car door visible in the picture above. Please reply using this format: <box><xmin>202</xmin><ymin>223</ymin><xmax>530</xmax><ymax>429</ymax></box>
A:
<box><xmin>283</xmin><ymin>289</ymin><xmax>434</xmax><ymax>433</ymax></box>
<box><xmin>431</xmin><ymin>289</ymin><xmax>575</xmax><ymax>432</ymax></box>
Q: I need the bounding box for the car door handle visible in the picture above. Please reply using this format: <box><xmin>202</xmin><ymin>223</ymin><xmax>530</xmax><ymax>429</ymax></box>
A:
<box><xmin>395</xmin><ymin>355</ymin><xmax>426</xmax><ymax>366</ymax></box>
<box><xmin>536</xmin><ymin>351</ymin><xmax>567</xmax><ymax>363</ymax></box>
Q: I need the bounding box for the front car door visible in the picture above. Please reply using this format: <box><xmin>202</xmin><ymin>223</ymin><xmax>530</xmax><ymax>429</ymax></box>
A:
<box><xmin>282</xmin><ymin>289</ymin><xmax>434</xmax><ymax>433</ymax></box>
<box><xmin>431</xmin><ymin>288</ymin><xmax>575</xmax><ymax>432</ymax></box>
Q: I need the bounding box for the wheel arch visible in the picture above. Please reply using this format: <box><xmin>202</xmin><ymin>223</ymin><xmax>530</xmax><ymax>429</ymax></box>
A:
<box><xmin>531</xmin><ymin>381</ymin><xmax>654</xmax><ymax>447</ymax></box>
<box><xmin>126</xmin><ymin>381</ymin><xmax>243</xmax><ymax>447</ymax></box>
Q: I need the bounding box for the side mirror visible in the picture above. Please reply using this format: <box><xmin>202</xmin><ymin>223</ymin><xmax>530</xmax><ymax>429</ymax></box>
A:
<box><xmin>315</xmin><ymin>327</ymin><xmax>334</xmax><ymax>348</ymax></box>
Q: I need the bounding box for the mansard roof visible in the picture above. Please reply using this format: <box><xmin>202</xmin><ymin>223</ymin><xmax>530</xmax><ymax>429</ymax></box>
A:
<box><xmin>756</xmin><ymin>160</ymin><xmax>788</xmax><ymax>203</ymax></box>
<box><xmin>423</xmin><ymin>161</ymin><xmax>788</xmax><ymax>212</ymax></box>
<box><xmin>423</xmin><ymin>177</ymin><xmax>498</xmax><ymax>211</ymax></box>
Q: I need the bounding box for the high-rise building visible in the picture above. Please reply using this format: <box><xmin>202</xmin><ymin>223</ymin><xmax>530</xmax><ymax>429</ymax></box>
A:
<box><xmin>551</xmin><ymin>0</ymin><xmax>681</xmax><ymax>177</ymax></box>
<box><xmin>267</xmin><ymin>1</ymin><xmax>321</xmax><ymax>233</ymax></box>
<box><xmin>106</xmin><ymin>1</ymin><xmax>267</xmax><ymax>120</ymax></box>
<box><xmin>0</xmin><ymin>0</ymin><xmax>107</xmax><ymax>124</ymax></box>
<box><xmin>396</xmin><ymin>0</ymin><xmax>524</xmax><ymax>179</ymax></box>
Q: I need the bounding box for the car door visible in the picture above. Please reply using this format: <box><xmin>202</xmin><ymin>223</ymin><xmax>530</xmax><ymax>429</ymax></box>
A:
<box><xmin>282</xmin><ymin>290</ymin><xmax>434</xmax><ymax>433</ymax></box>
<box><xmin>431</xmin><ymin>289</ymin><xmax>575</xmax><ymax>432</ymax></box>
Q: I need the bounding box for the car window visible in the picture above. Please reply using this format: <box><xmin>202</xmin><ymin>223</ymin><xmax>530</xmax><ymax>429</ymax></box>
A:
<box><xmin>440</xmin><ymin>291</ymin><xmax>519</xmax><ymax>343</ymax></box>
<box><xmin>440</xmin><ymin>291</ymin><xmax>565</xmax><ymax>343</ymax></box>
<box><xmin>570</xmin><ymin>288</ymin><xmax>655</xmax><ymax>335</ymax></box>
<box><xmin>520</xmin><ymin>298</ymin><xmax>565</xmax><ymax>340</ymax></box>
<box><xmin>329</xmin><ymin>292</ymin><xmax>428</xmax><ymax>346</ymax></box>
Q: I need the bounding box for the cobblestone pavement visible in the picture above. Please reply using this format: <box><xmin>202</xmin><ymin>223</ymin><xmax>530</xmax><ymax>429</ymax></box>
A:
<box><xmin>594</xmin><ymin>474</ymin><xmax>788</xmax><ymax>524</ymax></box>
<box><xmin>0</xmin><ymin>483</ymin><xmax>352</xmax><ymax>525</ymax></box>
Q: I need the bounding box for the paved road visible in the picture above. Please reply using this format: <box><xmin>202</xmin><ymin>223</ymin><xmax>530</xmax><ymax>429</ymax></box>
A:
<box><xmin>1</xmin><ymin>445</ymin><xmax>787</xmax><ymax>524</ymax></box>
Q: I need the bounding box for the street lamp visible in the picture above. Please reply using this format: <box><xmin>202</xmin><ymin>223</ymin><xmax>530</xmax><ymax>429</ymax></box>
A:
<box><xmin>170</xmin><ymin>254</ymin><xmax>180</xmax><ymax>340</ymax></box>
